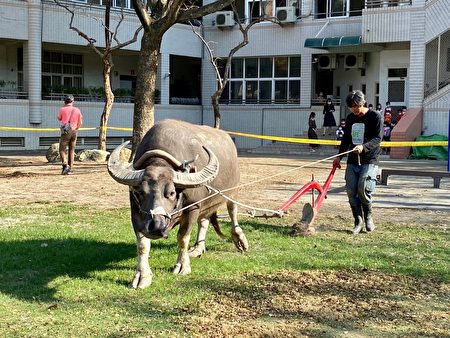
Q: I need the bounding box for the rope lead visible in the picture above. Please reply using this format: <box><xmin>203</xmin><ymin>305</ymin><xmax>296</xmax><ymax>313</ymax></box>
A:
<box><xmin>169</xmin><ymin>149</ymin><xmax>353</xmax><ymax>217</ymax></box>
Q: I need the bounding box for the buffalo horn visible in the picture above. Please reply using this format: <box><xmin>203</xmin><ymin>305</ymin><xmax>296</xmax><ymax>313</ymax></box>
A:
<box><xmin>107</xmin><ymin>141</ymin><xmax>145</xmax><ymax>186</ymax></box>
<box><xmin>172</xmin><ymin>146</ymin><xmax>219</xmax><ymax>188</ymax></box>
<box><xmin>133</xmin><ymin>149</ymin><xmax>183</xmax><ymax>169</ymax></box>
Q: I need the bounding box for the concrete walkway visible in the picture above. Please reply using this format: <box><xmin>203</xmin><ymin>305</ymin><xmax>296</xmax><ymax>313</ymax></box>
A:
<box><xmin>326</xmin><ymin>157</ymin><xmax>450</xmax><ymax>211</ymax></box>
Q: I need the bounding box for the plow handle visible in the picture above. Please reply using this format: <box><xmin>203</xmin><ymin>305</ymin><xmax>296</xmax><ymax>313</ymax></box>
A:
<box><xmin>277</xmin><ymin>161</ymin><xmax>340</xmax><ymax>213</ymax></box>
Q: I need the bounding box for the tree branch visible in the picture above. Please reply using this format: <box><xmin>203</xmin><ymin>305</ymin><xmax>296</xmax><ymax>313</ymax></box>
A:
<box><xmin>54</xmin><ymin>0</ymin><xmax>103</xmax><ymax>58</ymax></box>
<box><xmin>178</xmin><ymin>0</ymin><xmax>234</xmax><ymax>22</ymax></box>
<box><xmin>132</xmin><ymin>0</ymin><xmax>151</xmax><ymax>28</ymax></box>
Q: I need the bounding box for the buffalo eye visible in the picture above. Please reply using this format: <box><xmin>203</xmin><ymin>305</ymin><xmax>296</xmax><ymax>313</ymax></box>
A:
<box><xmin>164</xmin><ymin>185</ymin><xmax>176</xmax><ymax>199</ymax></box>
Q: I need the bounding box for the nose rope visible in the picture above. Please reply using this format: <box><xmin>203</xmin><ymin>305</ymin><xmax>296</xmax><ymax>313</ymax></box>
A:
<box><xmin>131</xmin><ymin>192</ymin><xmax>172</xmax><ymax>219</ymax></box>
<box><xmin>168</xmin><ymin>150</ymin><xmax>353</xmax><ymax>217</ymax></box>
<box><xmin>150</xmin><ymin>206</ymin><xmax>171</xmax><ymax>219</ymax></box>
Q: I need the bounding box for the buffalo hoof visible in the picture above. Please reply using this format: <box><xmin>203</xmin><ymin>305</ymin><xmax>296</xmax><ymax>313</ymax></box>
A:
<box><xmin>172</xmin><ymin>262</ymin><xmax>191</xmax><ymax>275</ymax></box>
<box><xmin>130</xmin><ymin>271</ymin><xmax>153</xmax><ymax>289</ymax></box>
<box><xmin>232</xmin><ymin>227</ymin><xmax>249</xmax><ymax>252</ymax></box>
<box><xmin>188</xmin><ymin>244</ymin><xmax>205</xmax><ymax>258</ymax></box>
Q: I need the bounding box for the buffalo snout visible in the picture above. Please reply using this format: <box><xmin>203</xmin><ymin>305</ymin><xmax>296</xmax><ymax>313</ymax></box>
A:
<box><xmin>140</xmin><ymin>215</ymin><xmax>170</xmax><ymax>239</ymax></box>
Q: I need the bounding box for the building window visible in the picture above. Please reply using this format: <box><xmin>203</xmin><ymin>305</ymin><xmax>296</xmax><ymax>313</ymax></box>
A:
<box><xmin>446</xmin><ymin>48</ymin><xmax>450</xmax><ymax>72</ymax></box>
<box><xmin>316</xmin><ymin>0</ymin><xmax>352</xmax><ymax>19</ymax></box>
<box><xmin>42</xmin><ymin>51</ymin><xmax>83</xmax><ymax>93</ymax></box>
<box><xmin>243</xmin><ymin>0</ymin><xmax>301</xmax><ymax>22</ymax></box>
<box><xmin>247</xmin><ymin>0</ymin><xmax>265</xmax><ymax>20</ymax></box>
<box><xmin>17</xmin><ymin>47</ymin><xmax>24</xmax><ymax>92</ymax></box>
<box><xmin>73</xmin><ymin>0</ymin><xmax>133</xmax><ymax>9</ymax></box>
<box><xmin>388</xmin><ymin>68</ymin><xmax>407</xmax><ymax>78</ymax></box>
<box><xmin>220</xmin><ymin>56</ymin><xmax>301</xmax><ymax>104</ymax></box>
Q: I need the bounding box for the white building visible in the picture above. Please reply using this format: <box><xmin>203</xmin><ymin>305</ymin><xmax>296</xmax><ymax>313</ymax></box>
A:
<box><xmin>0</xmin><ymin>0</ymin><xmax>449</xmax><ymax>156</ymax></box>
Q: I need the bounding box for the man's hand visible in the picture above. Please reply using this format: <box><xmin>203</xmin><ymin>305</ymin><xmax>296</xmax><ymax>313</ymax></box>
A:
<box><xmin>333</xmin><ymin>157</ymin><xmax>341</xmax><ymax>169</ymax></box>
<box><xmin>353</xmin><ymin>145</ymin><xmax>363</xmax><ymax>154</ymax></box>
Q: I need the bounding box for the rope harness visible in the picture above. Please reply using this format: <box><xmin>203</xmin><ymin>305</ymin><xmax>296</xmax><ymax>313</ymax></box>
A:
<box><xmin>168</xmin><ymin>149</ymin><xmax>353</xmax><ymax>218</ymax></box>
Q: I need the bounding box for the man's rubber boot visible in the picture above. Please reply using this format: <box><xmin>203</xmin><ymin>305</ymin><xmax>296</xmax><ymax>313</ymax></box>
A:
<box><xmin>363</xmin><ymin>204</ymin><xmax>375</xmax><ymax>232</ymax></box>
<box><xmin>351</xmin><ymin>205</ymin><xmax>364</xmax><ymax>235</ymax></box>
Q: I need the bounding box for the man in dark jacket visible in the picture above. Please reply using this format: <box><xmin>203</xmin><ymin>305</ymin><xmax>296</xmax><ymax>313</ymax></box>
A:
<box><xmin>333</xmin><ymin>90</ymin><xmax>383</xmax><ymax>234</ymax></box>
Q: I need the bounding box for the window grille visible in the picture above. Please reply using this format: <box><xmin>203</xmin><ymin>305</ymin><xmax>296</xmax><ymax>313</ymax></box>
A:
<box><xmin>424</xmin><ymin>29</ymin><xmax>450</xmax><ymax>98</ymax></box>
<box><xmin>0</xmin><ymin>138</ymin><xmax>24</xmax><ymax>147</ymax></box>
<box><xmin>220</xmin><ymin>56</ymin><xmax>301</xmax><ymax>104</ymax></box>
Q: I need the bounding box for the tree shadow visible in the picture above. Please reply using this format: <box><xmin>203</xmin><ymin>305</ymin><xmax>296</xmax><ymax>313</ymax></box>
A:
<box><xmin>0</xmin><ymin>238</ymin><xmax>135</xmax><ymax>302</ymax></box>
<box><xmin>240</xmin><ymin>219</ymin><xmax>293</xmax><ymax>236</ymax></box>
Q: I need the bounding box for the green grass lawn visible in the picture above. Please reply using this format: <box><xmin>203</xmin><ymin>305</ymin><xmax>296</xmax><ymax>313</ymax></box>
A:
<box><xmin>0</xmin><ymin>203</ymin><xmax>448</xmax><ymax>337</ymax></box>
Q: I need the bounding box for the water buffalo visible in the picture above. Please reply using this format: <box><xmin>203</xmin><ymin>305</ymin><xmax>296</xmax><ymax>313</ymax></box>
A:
<box><xmin>107</xmin><ymin>119</ymin><xmax>248</xmax><ymax>288</ymax></box>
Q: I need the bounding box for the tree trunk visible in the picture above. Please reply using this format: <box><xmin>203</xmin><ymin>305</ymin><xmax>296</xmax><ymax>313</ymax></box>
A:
<box><xmin>98</xmin><ymin>55</ymin><xmax>114</xmax><ymax>151</ymax></box>
<box><xmin>212</xmin><ymin>93</ymin><xmax>221</xmax><ymax>129</ymax></box>
<box><xmin>131</xmin><ymin>30</ymin><xmax>163</xmax><ymax>155</ymax></box>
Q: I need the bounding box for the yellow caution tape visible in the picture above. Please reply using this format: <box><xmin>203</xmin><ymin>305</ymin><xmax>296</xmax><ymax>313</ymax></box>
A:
<box><xmin>105</xmin><ymin>126</ymin><xmax>133</xmax><ymax>132</ymax></box>
<box><xmin>226</xmin><ymin>131</ymin><xmax>448</xmax><ymax>147</ymax></box>
<box><xmin>1</xmin><ymin>125</ymin><xmax>448</xmax><ymax>147</ymax></box>
<box><xmin>0</xmin><ymin>126</ymin><xmax>97</xmax><ymax>132</ymax></box>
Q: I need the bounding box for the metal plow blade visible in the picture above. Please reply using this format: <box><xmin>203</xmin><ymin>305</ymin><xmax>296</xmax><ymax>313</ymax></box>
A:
<box><xmin>290</xmin><ymin>202</ymin><xmax>317</xmax><ymax>237</ymax></box>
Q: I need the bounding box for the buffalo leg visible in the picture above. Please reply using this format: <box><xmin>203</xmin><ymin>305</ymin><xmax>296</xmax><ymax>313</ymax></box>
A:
<box><xmin>173</xmin><ymin>209</ymin><xmax>199</xmax><ymax>275</ymax></box>
<box><xmin>188</xmin><ymin>217</ymin><xmax>209</xmax><ymax>258</ymax></box>
<box><xmin>227</xmin><ymin>201</ymin><xmax>249</xmax><ymax>252</ymax></box>
<box><xmin>130</xmin><ymin>232</ymin><xmax>153</xmax><ymax>289</ymax></box>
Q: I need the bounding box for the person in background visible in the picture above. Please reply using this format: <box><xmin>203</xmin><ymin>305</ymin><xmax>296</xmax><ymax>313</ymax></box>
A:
<box><xmin>58</xmin><ymin>94</ymin><xmax>83</xmax><ymax>175</ymax></box>
<box><xmin>397</xmin><ymin>107</ymin><xmax>406</xmax><ymax>121</ymax></box>
<box><xmin>375</xmin><ymin>103</ymin><xmax>383</xmax><ymax>115</ymax></box>
<box><xmin>322</xmin><ymin>98</ymin><xmax>337</xmax><ymax>136</ymax></box>
<box><xmin>368</xmin><ymin>103</ymin><xmax>373</xmax><ymax>111</ymax></box>
<box><xmin>308</xmin><ymin>112</ymin><xmax>319</xmax><ymax>152</ymax></box>
<box><xmin>333</xmin><ymin>90</ymin><xmax>383</xmax><ymax>234</ymax></box>
<box><xmin>382</xmin><ymin>121</ymin><xmax>392</xmax><ymax>155</ymax></box>
<box><xmin>336</xmin><ymin>119</ymin><xmax>346</xmax><ymax>144</ymax></box>
<box><xmin>384</xmin><ymin>101</ymin><xmax>392</xmax><ymax>124</ymax></box>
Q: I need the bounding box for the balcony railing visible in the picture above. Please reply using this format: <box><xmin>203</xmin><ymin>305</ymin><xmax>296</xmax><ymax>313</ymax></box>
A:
<box><xmin>218</xmin><ymin>97</ymin><xmax>342</xmax><ymax>106</ymax></box>
<box><xmin>365</xmin><ymin>0</ymin><xmax>412</xmax><ymax>9</ymax></box>
<box><xmin>0</xmin><ymin>90</ymin><xmax>28</xmax><ymax>100</ymax></box>
<box><xmin>42</xmin><ymin>92</ymin><xmax>161</xmax><ymax>104</ymax></box>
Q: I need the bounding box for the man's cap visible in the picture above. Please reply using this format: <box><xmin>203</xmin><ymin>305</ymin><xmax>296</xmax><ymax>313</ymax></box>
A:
<box><xmin>64</xmin><ymin>94</ymin><xmax>74</xmax><ymax>103</ymax></box>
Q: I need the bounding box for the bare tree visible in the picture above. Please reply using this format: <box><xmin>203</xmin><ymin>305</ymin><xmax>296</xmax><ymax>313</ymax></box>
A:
<box><xmin>55</xmin><ymin>0</ymin><xmax>142</xmax><ymax>151</ymax></box>
<box><xmin>131</xmin><ymin>0</ymin><xmax>235</xmax><ymax>153</ymax></box>
<box><xmin>191</xmin><ymin>2</ymin><xmax>274</xmax><ymax>129</ymax></box>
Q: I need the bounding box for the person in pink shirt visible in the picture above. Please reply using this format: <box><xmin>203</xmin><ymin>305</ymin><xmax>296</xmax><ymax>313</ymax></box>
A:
<box><xmin>57</xmin><ymin>94</ymin><xmax>83</xmax><ymax>175</ymax></box>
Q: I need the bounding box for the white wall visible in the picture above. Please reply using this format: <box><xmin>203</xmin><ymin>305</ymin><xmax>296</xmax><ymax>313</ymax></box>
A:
<box><xmin>201</xmin><ymin>104</ymin><xmax>339</xmax><ymax>149</ymax></box>
<box><xmin>423</xmin><ymin>86</ymin><xmax>450</xmax><ymax>136</ymax></box>
<box><xmin>332</xmin><ymin>52</ymin><xmax>381</xmax><ymax>109</ymax></box>
<box><xmin>161</xmin><ymin>25</ymin><xmax>203</xmax><ymax>57</ymax></box>
<box><xmin>425</xmin><ymin>0</ymin><xmax>450</xmax><ymax>42</ymax></box>
<box><xmin>0</xmin><ymin>0</ymin><xmax>28</xmax><ymax>40</ymax></box>
<box><xmin>0</xmin><ymin>100</ymin><xmax>202</xmax><ymax>151</ymax></box>
<box><xmin>379</xmin><ymin>49</ymin><xmax>410</xmax><ymax>106</ymax></box>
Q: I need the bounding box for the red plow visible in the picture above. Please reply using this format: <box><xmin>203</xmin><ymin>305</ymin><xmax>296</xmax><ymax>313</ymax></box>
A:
<box><xmin>251</xmin><ymin>162</ymin><xmax>340</xmax><ymax>236</ymax></box>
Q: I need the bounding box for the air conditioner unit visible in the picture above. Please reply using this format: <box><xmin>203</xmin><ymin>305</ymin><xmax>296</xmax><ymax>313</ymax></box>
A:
<box><xmin>276</xmin><ymin>6</ymin><xmax>297</xmax><ymax>23</ymax></box>
<box><xmin>317</xmin><ymin>55</ymin><xmax>336</xmax><ymax>70</ymax></box>
<box><xmin>215</xmin><ymin>11</ymin><xmax>234</xmax><ymax>28</ymax></box>
<box><xmin>344</xmin><ymin>53</ymin><xmax>366</xmax><ymax>69</ymax></box>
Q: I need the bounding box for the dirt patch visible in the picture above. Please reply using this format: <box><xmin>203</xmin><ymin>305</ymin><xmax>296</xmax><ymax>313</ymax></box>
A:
<box><xmin>186</xmin><ymin>270</ymin><xmax>450</xmax><ymax>337</ymax></box>
<box><xmin>1</xmin><ymin>154</ymin><xmax>449</xmax><ymax>224</ymax></box>
<box><xmin>1</xmin><ymin>153</ymin><xmax>449</xmax><ymax>337</ymax></box>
